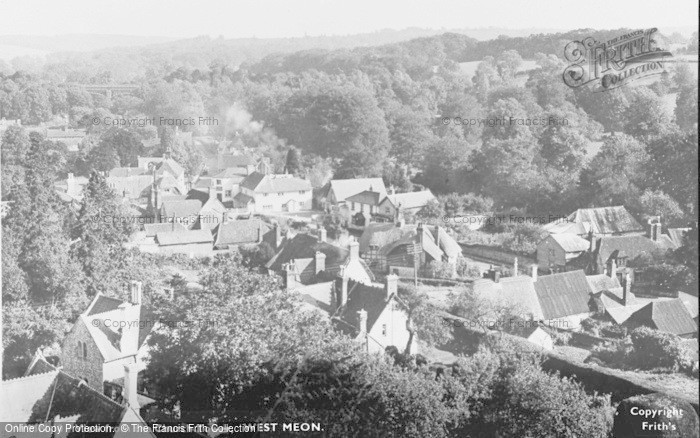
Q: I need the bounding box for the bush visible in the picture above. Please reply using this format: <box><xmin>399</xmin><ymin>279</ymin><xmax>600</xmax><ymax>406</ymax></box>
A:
<box><xmin>551</xmin><ymin>330</ymin><xmax>572</xmax><ymax>346</ymax></box>
<box><xmin>629</xmin><ymin>327</ymin><xmax>693</xmax><ymax>372</ymax></box>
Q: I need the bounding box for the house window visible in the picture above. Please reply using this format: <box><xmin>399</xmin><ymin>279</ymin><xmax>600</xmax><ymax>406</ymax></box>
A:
<box><xmin>216</xmin><ymin>180</ymin><xmax>222</xmax><ymax>185</ymax></box>
<box><xmin>77</xmin><ymin>341</ymin><xmax>87</xmax><ymax>360</ymax></box>
<box><xmin>382</xmin><ymin>324</ymin><xmax>387</xmax><ymax>336</ymax></box>
<box><xmin>224</xmin><ymin>190</ymin><xmax>232</xmax><ymax>197</ymax></box>
<box><xmin>299</xmin><ymin>191</ymin><xmax>306</xmax><ymax>195</ymax></box>
<box><xmin>352</xmin><ymin>202</ymin><xmax>356</xmax><ymax>211</ymax></box>
<box><xmin>263</xmin><ymin>193</ymin><xmax>269</xmax><ymax>197</ymax></box>
<box><xmin>278</xmin><ymin>192</ymin><xmax>284</xmax><ymax>196</ymax></box>
<box><xmin>385</xmin><ymin>207</ymin><xmax>391</xmax><ymax>214</ymax></box>
<box><xmin>263</xmin><ymin>205</ymin><xmax>272</xmax><ymax>210</ymax></box>
<box><xmin>615</xmin><ymin>257</ymin><xmax>627</xmax><ymax>267</ymax></box>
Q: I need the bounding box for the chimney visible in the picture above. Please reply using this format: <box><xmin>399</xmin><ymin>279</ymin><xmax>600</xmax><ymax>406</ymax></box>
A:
<box><xmin>348</xmin><ymin>240</ymin><xmax>360</xmax><ymax>261</ymax></box>
<box><xmin>257</xmin><ymin>225</ymin><xmax>263</xmax><ymax>243</ymax></box>
<box><xmin>315</xmin><ymin>251</ymin><xmax>326</xmax><ymax>274</ymax></box>
<box><xmin>222</xmin><ymin>211</ymin><xmax>228</xmax><ymax>224</ymax></box>
<box><xmin>318</xmin><ymin>228</ymin><xmax>327</xmax><ymax>243</ymax></box>
<box><xmin>435</xmin><ymin>226</ymin><xmax>441</xmax><ymax>246</ymax></box>
<box><xmin>416</xmin><ymin>222</ymin><xmax>424</xmax><ymax>246</ymax></box>
<box><xmin>274</xmin><ymin>224</ymin><xmax>281</xmax><ymax>249</ymax></box>
<box><xmin>610</xmin><ymin>258</ymin><xmax>617</xmax><ymax>279</ymax></box>
<box><xmin>493</xmin><ymin>269</ymin><xmax>501</xmax><ymax>283</ymax></box>
<box><xmin>130</xmin><ymin>281</ymin><xmax>142</xmax><ymax>305</ymax></box>
<box><xmin>284</xmin><ymin>262</ymin><xmax>298</xmax><ymax>289</ymax></box>
<box><xmin>390</xmin><ymin>186</ymin><xmax>396</xmax><ymax>195</ymax></box>
<box><xmin>513</xmin><ymin>257</ymin><xmax>518</xmax><ymax>276</ymax></box>
<box><xmin>623</xmin><ymin>272</ymin><xmax>632</xmax><ymax>306</ymax></box>
<box><xmin>340</xmin><ymin>275</ymin><xmax>349</xmax><ymax>308</ymax></box>
<box><xmin>531</xmin><ymin>264</ymin><xmax>538</xmax><ymax>281</ymax></box>
<box><xmin>123</xmin><ymin>363</ymin><xmax>140</xmax><ymax>409</ymax></box>
<box><xmin>358</xmin><ymin>309</ymin><xmax>368</xmax><ymax>335</ymax></box>
<box><xmin>385</xmin><ymin>274</ymin><xmax>398</xmax><ymax>299</ymax></box>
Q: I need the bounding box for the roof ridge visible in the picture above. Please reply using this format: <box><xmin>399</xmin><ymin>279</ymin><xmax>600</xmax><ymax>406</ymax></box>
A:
<box><xmin>3</xmin><ymin>369</ymin><xmax>59</xmax><ymax>383</ymax></box>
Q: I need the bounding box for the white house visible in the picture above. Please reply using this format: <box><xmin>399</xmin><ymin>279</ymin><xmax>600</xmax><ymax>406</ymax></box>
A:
<box><xmin>238</xmin><ymin>172</ymin><xmax>312</xmax><ymax>213</ymax></box>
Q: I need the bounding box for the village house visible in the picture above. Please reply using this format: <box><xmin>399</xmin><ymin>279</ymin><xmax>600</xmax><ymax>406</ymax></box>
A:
<box><xmin>266</xmin><ymin>229</ymin><xmax>374</xmax><ymax>287</ymax></box>
<box><xmin>589</xmin><ymin>219</ymin><xmax>679</xmax><ymax>282</ymax></box>
<box><xmin>1</xmin><ymin>354</ymin><xmax>154</xmax><ymax>437</ymax></box>
<box><xmin>209</xmin><ymin>168</ymin><xmax>247</xmax><ymax>203</ymax></box>
<box><xmin>55</xmin><ymin>173</ymin><xmax>89</xmax><ymax>204</ymax></box>
<box><xmin>58</xmin><ymin>282</ymin><xmax>155</xmax><ymax>406</ymax></box>
<box><xmin>155</xmin><ymin>229</ymin><xmax>214</xmax><ymax>255</ymax></box>
<box><xmin>212</xmin><ymin>218</ymin><xmax>281</xmax><ymax>250</ymax></box>
<box><xmin>536</xmin><ymin>233</ymin><xmax>591</xmax><ymax>273</ymax></box>
<box><xmin>378</xmin><ymin>189</ymin><xmax>436</xmax><ymax>219</ymax></box>
<box><xmin>472</xmin><ymin>265</ymin><xmax>596</xmax><ymax>330</ymax></box>
<box><xmin>359</xmin><ymin>222</ymin><xmax>462</xmax><ymax>275</ymax></box>
<box><xmin>293</xmin><ymin>274</ymin><xmax>415</xmax><ymax>354</ymax></box>
<box><xmin>237</xmin><ymin>172</ymin><xmax>312</xmax><ymax>213</ymax></box>
<box><xmin>624</xmin><ymin>299</ymin><xmax>698</xmax><ymax>338</ymax></box>
<box><xmin>45</xmin><ymin>126</ymin><xmax>87</xmax><ymax>152</ymax></box>
<box><xmin>316</xmin><ymin>178</ymin><xmax>387</xmax><ymax>211</ymax></box>
<box><xmin>543</xmin><ymin>205</ymin><xmax>644</xmax><ymax>237</ymax></box>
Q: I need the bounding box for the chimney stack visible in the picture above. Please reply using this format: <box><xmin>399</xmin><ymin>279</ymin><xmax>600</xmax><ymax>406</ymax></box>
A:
<box><xmin>348</xmin><ymin>240</ymin><xmax>360</xmax><ymax>261</ymax></box>
<box><xmin>493</xmin><ymin>269</ymin><xmax>501</xmax><ymax>283</ymax></box>
<box><xmin>318</xmin><ymin>228</ymin><xmax>327</xmax><ymax>243</ymax></box>
<box><xmin>358</xmin><ymin>309</ymin><xmax>368</xmax><ymax>333</ymax></box>
<box><xmin>610</xmin><ymin>259</ymin><xmax>617</xmax><ymax>279</ymax></box>
<box><xmin>340</xmin><ymin>275</ymin><xmax>349</xmax><ymax>308</ymax></box>
<box><xmin>647</xmin><ymin>216</ymin><xmax>661</xmax><ymax>242</ymax></box>
<box><xmin>284</xmin><ymin>262</ymin><xmax>298</xmax><ymax>290</ymax></box>
<box><xmin>623</xmin><ymin>272</ymin><xmax>632</xmax><ymax>306</ymax></box>
<box><xmin>123</xmin><ymin>363</ymin><xmax>140</xmax><ymax>409</ymax></box>
<box><xmin>130</xmin><ymin>281</ymin><xmax>142</xmax><ymax>305</ymax></box>
<box><xmin>531</xmin><ymin>264</ymin><xmax>538</xmax><ymax>281</ymax></box>
<box><xmin>385</xmin><ymin>274</ymin><xmax>398</xmax><ymax>299</ymax></box>
<box><xmin>513</xmin><ymin>257</ymin><xmax>518</xmax><ymax>276</ymax></box>
<box><xmin>274</xmin><ymin>224</ymin><xmax>281</xmax><ymax>249</ymax></box>
<box><xmin>315</xmin><ymin>251</ymin><xmax>326</xmax><ymax>274</ymax></box>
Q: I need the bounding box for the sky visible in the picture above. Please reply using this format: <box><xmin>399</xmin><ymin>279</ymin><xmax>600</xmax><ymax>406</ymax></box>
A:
<box><xmin>0</xmin><ymin>0</ymin><xmax>697</xmax><ymax>39</ymax></box>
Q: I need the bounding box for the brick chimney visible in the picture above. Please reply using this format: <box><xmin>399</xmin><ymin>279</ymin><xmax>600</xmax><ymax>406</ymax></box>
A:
<box><xmin>647</xmin><ymin>216</ymin><xmax>661</xmax><ymax>242</ymax></box>
<box><xmin>284</xmin><ymin>261</ymin><xmax>298</xmax><ymax>289</ymax></box>
<box><xmin>610</xmin><ymin>258</ymin><xmax>617</xmax><ymax>279</ymax></box>
<box><xmin>531</xmin><ymin>264</ymin><xmax>538</xmax><ymax>281</ymax></box>
<box><xmin>513</xmin><ymin>257</ymin><xmax>518</xmax><ymax>276</ymax></box>
<box><xmin>315</xmin><ymin>251</ymin><xmax>326</xmax><ymax>274</ymax></box>
<box><xmin>318</xmin><ymin>228</ymin><xmax>327</xmax><ymax>243</ymax></box>
<box><xmin>340</xmin><ymin>274</ymin><xmax>349</xmax><ymax>309</ymax></box>
<box><xmin>123</xmin><ymin>362</ymin><xmax>140</xmax><ymax>409</ymax></box>
<box><xmin>348</xmin><ymin>240</ymin><xmax>360</xmax><ymax>261</ymax></box>
<box><xmin>385</xmin><ymin>274</ymin><xmax>398</xmax><ymax>299</ymax></box>
<box><xmin>358</xmin><ymin>309</ymin><xmax>368</xmax><ymax>335</ymax></box>
<box><xmin>274</xmin><ymin>224</ymin><xmax>282</xmax><ymax>248</ymax></box>
<box><xmin>130</xmin><ymin>281</ymin><xmax>142</xmax><ymax>305</ymax></box>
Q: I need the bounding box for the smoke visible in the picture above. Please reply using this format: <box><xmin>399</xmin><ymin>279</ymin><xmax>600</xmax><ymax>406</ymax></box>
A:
<box><xmin>224</xmin><ymin>103</ymin><xmax>262</xmax><ymax>138</ymax></box>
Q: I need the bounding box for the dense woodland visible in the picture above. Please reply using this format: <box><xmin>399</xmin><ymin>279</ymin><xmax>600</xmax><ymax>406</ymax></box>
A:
<box><xmin>1</xmin><ymin>29</ymin><xmax>698</xmax><ymax>436</ymax></box>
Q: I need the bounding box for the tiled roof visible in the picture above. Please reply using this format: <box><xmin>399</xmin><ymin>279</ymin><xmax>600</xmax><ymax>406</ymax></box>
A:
<box><xmin>533</xmin><ymin>270</ymin><xmax>592</xmax><ymax>320</ymax></box>
<box><xmin>295</xmin><ymin>281</ymin><xmax>336</xmax><ymax>315</ymax></box>
<box><xmin>667</xmin><ymin>228</ymin><xmax>690</xmax><ymax>248</ymax></box>
<box><xmin>346</xmin><ymin>190</ymin><xmax>383</xmax><ymax>206</ymax></box>
<box><xmin>597</xmin><ymin>235</ymin><xmax>666</xmax><ymax>263</ymax></box>
<box><xmin>327</xmin><ymin>178</ymin><xmax>387</xmax><ymax>202</ymax></box>
<box><xmin>137</xmin><ymin>156</ymin><xmax>164</xmax><ymax>169</ymax></box>
<box><xmin>551</xmin><ymin>233</ymin><xmax>591</xmax><ymax>253</ymax></box>
<box><xmin>0</xmin><ymin>370</ymin><xmax>150</xmax><ymax>433</ymax></box>
<box><xmin>586</xmin><ymin>274</ymin><xmax>623</xmax><ymax>295</ymax></box>
<box><xmin>156</xmin><ymin>229</ymin><xmax>213</xmax><ymax>246</ymax></box>
<box><xmin>543</xmin><ymin>220</ymin><xmax>590</xmax><ymax>235</ymax></box>
<box><xmin>241</xmin><ymin>172</ymin><xmax>311</xmax><ymax>193</ymax></box>
<box><xmin>266</xmin><ymin>233</ymin><xmax>349</xmax><ymax>274</ymax></box>
<box><xmin>473</xmin><ymin>275</ymin><xmax>544</xmax><ymax>320</ymax></box>
<box><xmin>155</xmin><ymin>158</ymin><xmax>185</xmax><ymax>178</ymax></box>
<box><xmin>335</xmin><ymin>279</ymin><xmax>393</xmax><ymax>336</ymax></box>
<box><xmin>631</xmin><ymin>299</ymin><xmax>697</xmax><ymax>336</ymax></box>
<box><xmin>383</xmin><ymin>190</ymin><xmax>436</xmax><ymax>210</ymax></box>
<box><xmin>435</xmin><ymin>226</ymin><xmax>461</xmax><ymax>259</ymax></box>
<box><xmin>213</xmin><ymin>219</ymin><xmax>271</xmax><ymax>247</ymax></box>
<box><xmin>359</xmin><ymin>223</ymin><xmax>415</xmax><ymax>253</ymax></box>
<box><xmin>143</xmin><ymin>222</ymin><xmax>188</xmax><ymax>237</ymax></box>
<box><xmin>568</xmin><ymin>206</ymin><xmax>643</xmax><ymax>235</ymax></box>
<box><xmin>160</xmin><ymin>199</ymin><xmax>202</xmax><ymax>219</ymax></box>
<box><xmin>233</xmin><ymin>192</ymin><xmax>255</xmax><ymax>206</ymax></box>
<box><xmin>86</xmin><ymin>294</ymin><xmax>124</xmax><ymax>316</ymax></box>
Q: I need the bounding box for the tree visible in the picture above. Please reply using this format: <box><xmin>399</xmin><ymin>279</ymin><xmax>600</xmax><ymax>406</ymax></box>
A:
<box><xmin>72</xmin><ymin>171</ymin><xmax>136</xmax><ymax>296</ymax></box>
<box><xmin>397</xmin><ymin>284</ymin><xmax>452</xmax><ymax>355</ymax></box>
<box><xmin>284</xmin><ymin>147</ymin><xmax>302</xmax><ymax>175</ymax></box>
<box><xmin>145</xmin><ymin>253</ymin><xmax>354</xmax><ymax>421</ymax></box>
<box><xmin>579</xmin><ymin>134</ymin><xmax>649</xmax><ymax>208</ymax></box>
<box><xmin>99</xmin><ymin>128</ymin><xmax>145</xmax><ymax>167</ymax></box>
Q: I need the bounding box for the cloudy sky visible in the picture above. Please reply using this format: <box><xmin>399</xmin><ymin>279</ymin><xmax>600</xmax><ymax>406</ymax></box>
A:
<box><xmin>0</xmin><ymin>0</ymin><xmax>697</xmax><ymax>38</ymax></box>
